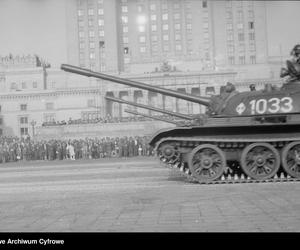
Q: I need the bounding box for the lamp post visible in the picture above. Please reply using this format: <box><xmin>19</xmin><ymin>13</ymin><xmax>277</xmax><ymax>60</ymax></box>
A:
<box><xmin>30</xmin><ymin>120</ymin><xmax>36</xmax><ymax>137</ymax></box>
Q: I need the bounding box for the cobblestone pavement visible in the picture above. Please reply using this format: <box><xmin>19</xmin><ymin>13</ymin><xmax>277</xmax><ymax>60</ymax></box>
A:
<box><xmin>0</xmin><ymin>157</ymin><xmax>299</xmax><ymax>232</ymax></box>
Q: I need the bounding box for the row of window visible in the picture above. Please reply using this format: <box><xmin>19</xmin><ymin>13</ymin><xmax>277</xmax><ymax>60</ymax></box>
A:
<box><xmin>78</xmin><ymin>8</ymin><xmax>104</xmax><ymax>17</ymax></box>
<box><xmin>228</xmin><ymin>55</ymin><xmax>256</xmax><ymax>65</ymax></box>
<box><xmin>227</xmin><ymin>21</ymin><xmax>255</xmax><ymax>30</ymax></box>
<box><xmin>11</xmin><ymin>82</ymin><xmax>38</xmax><ymax>90</ymax></box>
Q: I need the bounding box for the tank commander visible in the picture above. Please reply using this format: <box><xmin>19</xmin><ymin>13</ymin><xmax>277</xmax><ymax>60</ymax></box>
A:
<box><xmin>249</xmin><ymin>84</ymin><xmax>256</xmax><ymax>91</ymax></box>
<box><xmin>280</xmin><ymin>44</ymin><xmax>300</xmax><ymax>81</ymax></box>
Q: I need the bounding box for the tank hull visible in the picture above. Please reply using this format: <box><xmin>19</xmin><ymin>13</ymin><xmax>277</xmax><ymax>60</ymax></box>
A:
<box><xmin>152</xmin><ymin>121</ymin><xmax>300</xmax><ymax>183</ymax></box>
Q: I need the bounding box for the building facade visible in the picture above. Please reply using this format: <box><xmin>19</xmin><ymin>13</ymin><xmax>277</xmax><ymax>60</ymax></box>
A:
<box><xmin>0</xmin><ymin>0</ymin><xmax>289</xmax><ymax>137</ymax></box>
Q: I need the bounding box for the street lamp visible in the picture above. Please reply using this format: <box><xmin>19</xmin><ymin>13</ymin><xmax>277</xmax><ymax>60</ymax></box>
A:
<box><xmin>30</xmin><ymin>120</ymin><xmax>37</xmax><ymax>137</ymax></box>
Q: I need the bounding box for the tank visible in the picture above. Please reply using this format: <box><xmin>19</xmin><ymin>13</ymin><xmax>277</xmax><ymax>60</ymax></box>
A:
<box><xmin>61</xmin><ymin>60</ymin><xmax>300</xmax><ymax>184</ymax></box>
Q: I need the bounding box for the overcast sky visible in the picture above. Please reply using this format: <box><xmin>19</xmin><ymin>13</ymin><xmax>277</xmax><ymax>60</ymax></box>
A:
<box><xmin>0</xmin><ymin>0</ymin><xmax>299</xmax><ymax>68</ymax></box>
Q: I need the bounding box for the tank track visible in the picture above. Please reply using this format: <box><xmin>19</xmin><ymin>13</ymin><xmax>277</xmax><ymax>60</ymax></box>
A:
<box><xmin>156</xmin><ymin>136</ymin><xmax>300</xmax><ymax>185</ymax></box>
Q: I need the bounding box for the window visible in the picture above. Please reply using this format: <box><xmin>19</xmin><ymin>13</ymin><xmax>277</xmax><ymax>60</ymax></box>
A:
<box><xmin>239</xmin><ymin>56</ymin><xmax>245</xmax><ymax>65</ymax></box>
<box><xmin>237</xmin><ymin>10</ymin><xmax>243</xmax><ymax>20</ymax></box>
<box><xmin>21</xmin><ymin>82</ymin><xmax>27</xmax><ymax>89</ymax></box>
<box><xmin>20</xmin><ymin>116</ymin><xmax>28</xmax><ymax>124</ymax></box>
<box><xmin>187</xmin><ymin>23</ymin><xmax>192</xmax><ymax>30</ymax></box>
<box><xmin>175</xmin><ymin>44</ymin><xmax>182</xmax><ymax>51</ymax></box>
<box><xmin>163</xmin><ymin>45</ymin><xmax>169</xmax><ymax>51</ymax></box>
<box><xmin>78</xmin><ymin>20</ymin><xmax>84</xmax><ymax>27</ymax></box>
<box><xmin>249</xmin><ymin>43</ymin><xmax>256</xmax><ymax>51</ymax></box>
<box><xmin>99</xmin><ymin>30</ymin><xmax>104</xmax><ymax>37</ymax></box>
<box><xmin>137</xmin><ymin>5</ymin><xmax>143</xmax><ymax>12</ymax></box>
<box><xmin>122</xmin><ymin>16</ymin><xmax>128</xmax><ymax>23</ymax></box>
<box><xmin>151</xmin><ymin>35</ymin><xmax>158</xmax><ymax>42</ymax></box>
<box><xmin>140</xmin><ymin>47</ymin><xmax>146</xmax><ymax>53</ymax></box>
<box><xmin>79</xmin><ymin>52</ymin><xmax>84</xmax><ymax>60</ymax></box>
<box><xmin>79</xmin><ymin>31</ymin><xmax>84</xmax><ymax>38</ymax></box>
<box><xmin>163</xmin><ymin>24</ymin><xmax>169</xmax><ymax>30</ymax></box>
<box><xmin>98</xmin><ymin>19</ymin><xmax>104</xmax><ymax>26</ymax></box>
<box><xmin>226</xmin><ymin>11</ymin><xmax>232</xmax><ymax>19</ymax></box>
<box><xmin>174</xmin><ymin>3</ymin><xmax>180</xmax><ymax>9</ymax></box>
<box><xmin>151</xmin><ymin>25</ymin><xmax>157</xmax><ymax>31</ymax></box>
<box><xmin>202</xmin><ymin>1</ymin><xmax>207</xmax><ymax>8</ymax></box>
<box><xmin>250</xmin><ymin>55</ymin><xmax>256</xmax><ymax>64</ymax></box>
<box><xmin>174</xmin><ymin>13</ymin><xmax>180</xmax><ymax>19</ymax></box>
<box><xmin>237</xmin><ymin>23</ymin><xmax>243</xmax><ymax>29</ymax></box>
<box><xmin>88</xmin><ymin>9</ymin><xmax>94</xmax><ymax>15</ymax></box>
<box><xmin>139</xmin><ymin>36</ymin><xmax>146</xmax><ymax>43</ymax></box>
<box><xmin>20</xmin><ymin>127</ymin><xmax>28</xmax><ymax>136</ymax></box>
<box><xmin>249</xmin><ymin>32</ymin><xmax>255</xmax><ymax>41</ymax></box>
<box><xmin>249</xmin><ymin>22</ymin><xmax>254</xmax><ymax>30</ymax></box>
<box><xmin>228</xmin><ymin>45</ymin><xmax>234</xmax><ymax>53</ymax></box>
<box><xmin>123</xmin><ymin>26</ymin><xmax>128</xmax><ymax>33</ymax></box>
<box><xmin>174</xmin><ymin>23</ymin><xmax>181</xmax><ymax>30</ymax></box>
<box><xmin>123</xmin><ymin>36</ymin><xmax>129</xmax><ymax>43</ymax></box>
<box><xmin>90</xmin><ymin>53</ymin><xmax>95</xmax><ymax>59</ymax></box>
<box><xmin>124</xmin><ymin>47</ymin><xmax>129</xmax><ymax>54</ymax></box>
<box><xmin>152</xmin><ymin>45</ymin><xmax>158</xmax><ymax>52</ymax></box>
<box><xmin>124</xmin><ymin>58</ymin><xmax>130</xmax><ymax>64</ymax></box>
<box><xmin>227</xmin><ymin>23</ymin><xmax>233</xmax><ymax>30</ymax></box>
<box><xmin>163</xmin><ymin>34</ymin><xmax>169</xmax><ymax>41</ymax></box>
<box><xmin>87</xmin><ymin>42</ymin><xmax>94</xmax><ymax>49</ymax></box>
<box><xmin>203</xmin><ymin>22</ymin><xmax>209</xmax><ymax>29</ymax></box>
<box><xmin>186</xmin><ymin>13</ymin><xmax>192</xmax><ymax>19</ymax></box>
<box><xmin>238</xmin><ymin>33</ymin><xmax>244</xmax><ymax>41</ymax></box>
<box><xmin>88</xmin><ymin>19</ymin><xmax>93</xmax><ymax>26</ymax></box>
<box><xmin>227</xmin><ymin>32</ymin><xmax>234</xmax><ymax>41</ymax></box>
<box><xmin>228</xmin><ymin>56</ymin><xmax>235</xmax><ymax>65</ymax></box>
<box><xmin>87</xmin><ymin>99</ymin><xmax>95</xmax><ymax>107</ymax></box>
<box><xmin>150</xmin><ymin>15</ymin><xmax>156</xmax><ymax>21</ymax></box>
<box><xmin>162</xmin><ymin>13</ymin><xmax>168</xmax><ymax>20</ymax></box>
<box><xmin>20</xmin><ymin>104</ymin><xmax>27</xmax><ymax>111</ymax></box>
<box><xmin>122</xmin><ymin>6</ymin><xmax>128</xmax><ymax>13</ymax></box>
<box><xmin>248</xmin><ymin>10</ymin><xmax>254</xmax><ymax>19</ymax></box>
<box><xmin>89</xmin><ymin>31</ymin><xmax>95</xmax><ymax>37</ymax></box>
<box><xmin>79</xmin><ymin>42</ymin><xmax>85</xmax><ymax>49</ymax></box>
<box><xmin>138</xmin><ymin>25</ymin><xmax>145</xmax><ymax>32</ymax></box>
<box><xmin>205</xmin><ymin>87</ymin><xmax>215</xmax><ymax>96</ymax></box>
<box><xmin>175</xmin><ymin>34</ymin><xmax>181</xmax><ymax>40</ymax></box>
<box><xmin>78</xmin><ymin>10</ymin><xmax>83</xmax><ymax>16</ymax></box>
<box><xmin>46</xmin><ymin>102</ymin><xmax>54</xmax><ymax>110</ymax></box>
<box><xmin>150</xmin><ymin>4</ymin><xmax>156</xmax><ymax>11</ymax></box>
<box><xmin>98</xmin><ymin>9</ymin><xmax>104</xmax><ymax>15</ymax></box>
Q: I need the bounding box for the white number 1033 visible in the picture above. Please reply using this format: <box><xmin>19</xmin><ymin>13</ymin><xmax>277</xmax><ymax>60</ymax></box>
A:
<box><xmin>249</xmin><ymin>97</ymin><xmax>293</xmax><ymax>114</ymax></box>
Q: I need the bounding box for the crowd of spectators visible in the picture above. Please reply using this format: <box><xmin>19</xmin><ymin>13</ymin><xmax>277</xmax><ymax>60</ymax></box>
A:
<box><xmin>0</xmin><ymin>135</ymin><xmax>154</xmax><ymax>164</ymax></box>
<box><xmin>42</xmin><ymin>114</ymin><xmax>179</xmax><ymax>127</ymax></box>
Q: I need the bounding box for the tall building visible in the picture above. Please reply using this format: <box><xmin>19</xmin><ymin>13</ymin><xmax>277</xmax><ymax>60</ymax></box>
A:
<box><xmin>65</xmin><ymin>0</ymin><xmax>270</xmax><ymax>78</ymax></box>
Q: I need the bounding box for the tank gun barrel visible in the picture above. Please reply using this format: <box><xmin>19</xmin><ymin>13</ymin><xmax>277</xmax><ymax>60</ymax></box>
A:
<box><xmin>124</xmin><ymin>109</ymin><xmax>180</xmax><ymax>125</ymax></box>
<box><xmin>61</xmin><ymin>64</ymin><xmax>211</xmax><ymax>106</ymax></box>
<box><xmin>105</xmin><ymin>95</ymin><xmax>194</xmax><ymax>120</ymax></box>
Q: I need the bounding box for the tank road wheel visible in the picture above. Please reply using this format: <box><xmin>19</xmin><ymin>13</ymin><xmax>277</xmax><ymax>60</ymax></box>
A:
<box><xmin>281</xmin><ymin>142</ymin><xmax>300</xmax><ymax>178</ymax></box>
<box><xmin>158</xmin><ymin>144</ymin><xmax>180</xmax><ymax>164</ymax></box>
<box><xmin>240</xmin><ymin>143</ymin><xmax>280</xmax><ymax>180</ymax></box>
<box><xmin>188</xmin><ymin>144</ymin><xmax>226</xmax><ymax>182</ymax></box>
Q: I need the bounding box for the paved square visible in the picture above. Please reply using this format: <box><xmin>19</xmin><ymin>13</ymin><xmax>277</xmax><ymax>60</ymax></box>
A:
<box><xmin>0</xmin><ymin>157</ymin><xmax>299</xmax><ymax>232</ymax></box>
